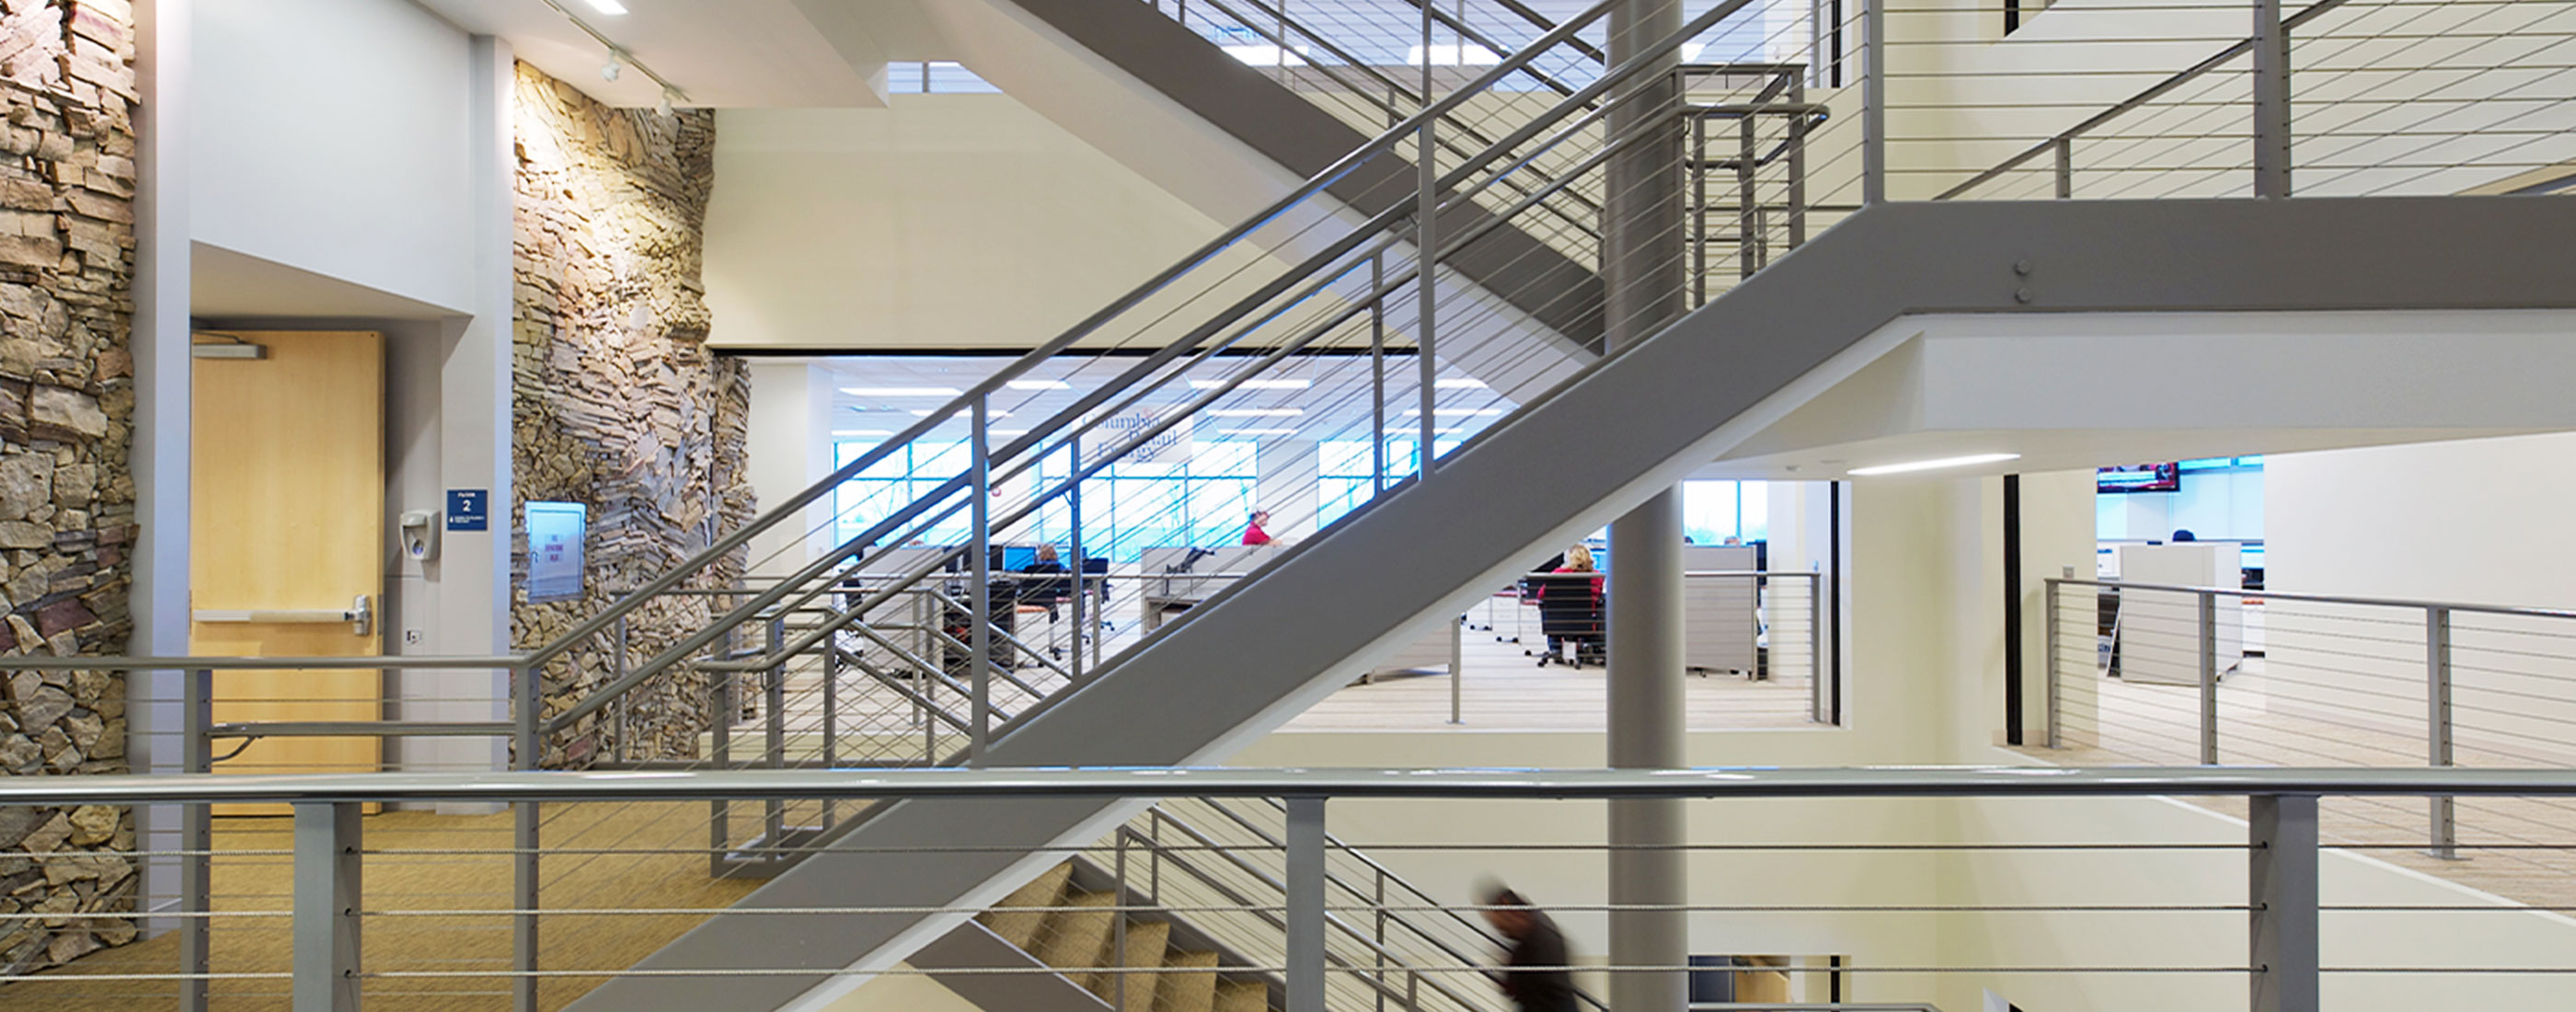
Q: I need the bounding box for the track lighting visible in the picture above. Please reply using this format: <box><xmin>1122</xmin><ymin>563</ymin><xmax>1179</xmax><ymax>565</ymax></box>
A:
<box><xmin>601</xmin><ymin>56</ymin><xmax>623</xmax><ymax>82</ymax></box>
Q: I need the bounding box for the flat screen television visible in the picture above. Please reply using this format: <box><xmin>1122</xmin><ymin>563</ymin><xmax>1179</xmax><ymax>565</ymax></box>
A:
<box><xmin>2098</xmin><ymin>463</ymin><xmax>2180</xmax><ymax>494</ymax></box>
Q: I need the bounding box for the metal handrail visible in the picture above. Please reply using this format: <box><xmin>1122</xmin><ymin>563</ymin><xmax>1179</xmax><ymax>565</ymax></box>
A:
<box><xmin>1933</xmin><ymin>0</ymin><xmax>2357</xmax><ymax>201</ymax></box>
<box><xmin>549</xmin><ymin>0</ymin><xmax>1775</xmax><ymax>738</ymax></box>
<box><xmin>2053</xmin><ymin>577</ymin><xmax>2576</xmax><ymax>624</ymax></box>
<box><xmin>12</xmin><ymin>765</ymin><xmax>2576</xmax><ymax>806</ymax></box>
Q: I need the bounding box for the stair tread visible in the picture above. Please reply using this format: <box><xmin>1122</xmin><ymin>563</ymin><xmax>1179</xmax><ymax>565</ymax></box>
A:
<box><xmin>977</xmin><ymin>862</ymin><xmax>1075</xmax><ymax>950</ymax></box>
<box><xmin>1031</xmin><ymin>890</ymin><xmax>1121</xmax><ymax>981</ymax></box>
<box><xmin>1096</xmin><ymin>918</ymin><xmax>1173</xmax><ymax>1010</ymax></box>
<box><xmin>1150</xmin><ymin>951</ymin><xmax>1221</xmax><ymax>1012</ymax></box>
<box><xmin>1213</xmin><ymin>979</ymin><xmax>1271</xmax><ymax>1012</ymax></box>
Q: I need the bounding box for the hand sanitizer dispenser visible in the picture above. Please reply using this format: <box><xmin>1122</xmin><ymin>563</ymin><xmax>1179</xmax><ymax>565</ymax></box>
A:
<box><xmin>400</xmin><ymin>510</ymin><xmax>440</xmax><ymax>561</ymax></box>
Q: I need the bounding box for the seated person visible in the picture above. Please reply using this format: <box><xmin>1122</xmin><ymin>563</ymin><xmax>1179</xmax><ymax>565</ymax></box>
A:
<box><xmin>1531</xmin><ymin>546</ymin><xmax>1604</xmax><ymax>666</ymax></box>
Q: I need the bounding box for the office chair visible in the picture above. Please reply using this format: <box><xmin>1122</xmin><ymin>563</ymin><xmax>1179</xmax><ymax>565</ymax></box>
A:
<box><xmin>1527</xmin><ymin>572</ymin><xmax>1604</xmax><ymax>668</ymax></box>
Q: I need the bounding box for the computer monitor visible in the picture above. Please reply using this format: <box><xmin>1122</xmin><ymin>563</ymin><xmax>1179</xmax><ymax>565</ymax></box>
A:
<box><xmin>994</xmin><ymin>545</ymin><xmax>1038</xmax><ymax>571</ymax></box>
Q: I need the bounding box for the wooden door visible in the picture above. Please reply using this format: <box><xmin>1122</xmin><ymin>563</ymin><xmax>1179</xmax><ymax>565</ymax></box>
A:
<box><xmin>190</xmin><ymin>331</ymin><xmax>384</xmax><ymax>788</ymax></box>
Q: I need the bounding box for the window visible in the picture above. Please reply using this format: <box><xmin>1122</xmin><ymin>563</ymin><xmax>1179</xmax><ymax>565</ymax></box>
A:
<box><xmin>1682</xmin><ymin>479</ymin><xmax>1769</xmax><ymax>545</ymax></box>
<box><xmin>834</xmin><ymin>440</ymin><xmax>1265</xmax><ymax>562</ymax></box>
<box><xmin>1315</xmin><ymin>436</ymin><xmax>1458</xmax><ymax>530</ymax></box>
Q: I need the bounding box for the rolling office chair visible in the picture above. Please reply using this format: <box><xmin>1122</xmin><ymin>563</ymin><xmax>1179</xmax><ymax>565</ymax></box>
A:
<box><xmin>1527</xmin><ymin>571</ymin><xmax>1604</xmax><ymax>668</ymax></box>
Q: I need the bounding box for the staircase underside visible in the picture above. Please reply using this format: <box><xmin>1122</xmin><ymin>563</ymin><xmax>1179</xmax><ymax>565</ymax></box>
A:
<box><xmin>569</xmin><ymin>196</ymin><xmax>2576</xmax><ymax>1012</ymax></box>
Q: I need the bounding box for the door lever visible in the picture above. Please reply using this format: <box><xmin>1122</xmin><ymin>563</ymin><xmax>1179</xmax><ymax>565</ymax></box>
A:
<box><xmin>193</xmin><ymin>594</ymin><xmax>374</xmax><ymax>637</ymax></box>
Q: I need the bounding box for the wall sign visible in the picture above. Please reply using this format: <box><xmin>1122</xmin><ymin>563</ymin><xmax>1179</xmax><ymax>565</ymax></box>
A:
<box><xmin>525</xmin><ymin>501</ymin><xmax>587</xmax><ymax>604</ymax></box>
<box><xmin>445</xmin><ymin>489</ymin><xmax>489</xmax><ymax>532</ymax></box>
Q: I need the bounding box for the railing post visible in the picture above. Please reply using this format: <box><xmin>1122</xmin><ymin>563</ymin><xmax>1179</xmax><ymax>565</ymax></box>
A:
<box><xmin>2053</xmin><ymin>136</ymin><xmax>2074</xmax><ymax>199</ymax></box>
<box><xmin>2249</xmin><ymin>794</ymin><xmax>2320</xmax><ymax>1012</ymax></box>
<box><xmin>2426</xmin><ymin>605</ymin><xmax>2458</xmax><ymax>859</ymax></box>
<box><xmin>1809</xmin><ymin>573</ymin><xmax>1825</xmax><ymax>724</ymax></box>
<box><xmin>611</xmin><ymin>614</ymin><xmax>629</xmax><ymax>763</ymax></box>
<box><xmin>1415</xmin><ymin>0</ymin><xmax>1439</xmax><ymax>477</ymax></box>
<box><xmin>1285</xmin><ymin>796</ymin><xmax>1327</xmax><ymax>1012</ymax></box>
<box><xmin>1448</xmin><ymin>614</ymin><xmax>1464</xmax><ymax>725</ymax></box>
<box><xmin>291</xmin><ymin>801</ymin><xmax>362</xmax><ymax>1012</ymax></box>
<box><xmin>512</xmin><ymin>661</ymin><xmax>539</xmax><ymax>1012</ymax></box>
<box><xmin>1069</xmin><ymin>436</ymin><xmax>1087</xmax><ymax>686</ymax></box>
<box><xmin>969</xmin><ymin>394</ymin><xmax>993</xmax><ymax>766</ymax></box>
<box><xmin>180</xmin><ymin>668</ymin><xmax>212</xmax><ymax>1012</ymax></box>
<box><xmin>2199</xmin><ymin>591</ymin><xmax>2220</xmax><ymax>765</ymax></box>
<box><xmin>1737</xmin><ymin>113</ymin><xmax>1759</xmax><ymax>278</ymax></box>
<box><xmin>822</xmin><ymin>626</ymin><xmax>840</xmax><ymax>830</ymax></box>
<box><xmin>2252</xmin><ymin>0</ymin><xmax>2292</xmax><ymax>197</ymax></box>
<box><xmin>1861</xmin><ymin>0</ymin><xmax>1886</xmax><ymax>203</ymax></box>
<box><xmin>2045</xmin><ymin>577</ymin><xmax>2063</xmax><ymax>748</ymax></box>
<box><xmin>765</xmin><ymin>614</ymin><xmax>788</xmax><ymax>855</ymax></box>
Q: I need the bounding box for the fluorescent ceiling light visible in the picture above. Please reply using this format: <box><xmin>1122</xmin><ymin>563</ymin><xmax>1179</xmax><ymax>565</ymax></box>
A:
<box><xmin>992</xmin><ymin>429</ymin><xmax>1030</xmax><ymax>437</ymax></box>
<box><xmin>584</xmin><ymin>0</ymin><xmax>629</xmax><ymax>14</ymax></box>
<box><xmin>1401</xmin><ymin>408</ymin><xmax>1504</xmax><ymax>417</ymax></box>
<box><xmin>1206</xmin><ymin>408</ymin><xmax>1303</xmax><ymax>418</ymax></box>
<box><xmin>832</xmin><ymin>430</ymin><xmax>893</xmax><ymax>438</ymax></box>
<box><xmin>1434</xmin><ymin>378</ymin><xmax>1489</xmax><ymax>389</ymax></box>
<box><xmin>1220</xmin><ymin>428</ymin><xmax>1300</xmax><ymax>436</ymax></box>
<box><xmin>1408</xmin><ymin>42</ymin><xmax>1501</xmax><ymax>66</ymax></box>
<box><xmin>1006</xmin><ymin>380</ymin><xmax>1071</xmax><ymax>390</ymax></box>
<box><xmin>1846</xmin><ymin>453</ymin><xmax>2021</xmax><ymax>477</ymax></box>
<box><xmin>843</xmin><ymin>386</ymin><xmax>961</xmax><ymax>397</ymax></box>
<box><xmin>1223</xmin><ymin>44</ymin><xmax>1308</xmax><ymax>67</ymax></box>
<box><xmin>910</xmin><ymin>408</ymin><xmax>1011</xmax><ymax>418</ymax></box>
<box><xmin>1188</xmin><ymin>378</ymin><xmax>1310</xmax><ymax>390</ymax></box>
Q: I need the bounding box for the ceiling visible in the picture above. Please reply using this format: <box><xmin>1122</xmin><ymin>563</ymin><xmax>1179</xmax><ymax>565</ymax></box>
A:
<box><xmin>413</xmin><ymin>0</ymin><xmax>887</xmax><ymax>108</ymax></box>
<box><xmin>192</xmin><ymin>243</ymin><xmax>466</xmax><ymax>319</ymax></box>
<box><xmin>805</xmin><ymin>354</ymin><xmax>1518</xmax><ymax>448</ymax></box>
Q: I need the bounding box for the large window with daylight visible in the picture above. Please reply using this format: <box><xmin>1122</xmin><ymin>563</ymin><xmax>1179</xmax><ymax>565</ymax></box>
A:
<box><xmin>1682</xmin><ymin>479</ymin><xmax>1768</xmax><ymax>545</ymax></box>
<box><xmin>834</xmin><ymin>439</ymin><xmax>1266</xmax><ymax>562</ymax></box>
<box><xmin>1316</xmin><ymin>436</ymin><xmax>1458</xmax><ymax>530</ymax></box>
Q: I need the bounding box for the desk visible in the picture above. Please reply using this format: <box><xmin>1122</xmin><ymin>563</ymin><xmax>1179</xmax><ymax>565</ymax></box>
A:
<box><xmin>1139</xmin><ymin>546</ymin><xmax>1278</xmax><ymax>631</ymax></box>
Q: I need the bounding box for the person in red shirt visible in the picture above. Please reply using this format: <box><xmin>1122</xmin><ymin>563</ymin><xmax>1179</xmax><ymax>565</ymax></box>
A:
<box><xmin>1533</xmin><ymin>546</ymin><xmax>1603</xmax><ymax>663</ymax></box>
<box><xmin>1240</xmin><ymin>510</ymin><xmax>1273</xmax><ymax>546</ymax></box>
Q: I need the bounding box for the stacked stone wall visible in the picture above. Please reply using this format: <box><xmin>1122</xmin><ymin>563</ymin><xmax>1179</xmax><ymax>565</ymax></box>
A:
<box><xmin>510</xmin><ymin>63</ymin><xmax>752</xmax><ymax>765</ymax></box>
<box><xmin>0</xmin><ymin>0</ymin><xmax>139</xmax><ymax>979</ymax></box>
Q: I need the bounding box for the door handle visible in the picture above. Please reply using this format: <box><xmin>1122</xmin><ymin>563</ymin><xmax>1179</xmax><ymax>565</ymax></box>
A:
<box><xmin>193</xmin><ymin>594</ymin><xmax>374</xmax><ymax>637</ymax></box>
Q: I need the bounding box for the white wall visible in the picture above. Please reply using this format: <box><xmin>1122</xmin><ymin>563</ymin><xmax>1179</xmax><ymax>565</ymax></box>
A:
<box><xmin>747</xmin><ymin>362</ymin><xmax>838</xmax><ymax>577</ymax></box>
<box><xmin>2267</xmin><ymin>433</ymin><xmax>2576</xmax><ymax>606</ymax></box>
<box><xmin>705</xmin><ymin>97</ymin><xmax>1234</xmax><ymax>351</ymax></box>
<box><xmin>191</xmin><ymin>0</ymin><xmax>478</xmax><ymax>311</ymax></box>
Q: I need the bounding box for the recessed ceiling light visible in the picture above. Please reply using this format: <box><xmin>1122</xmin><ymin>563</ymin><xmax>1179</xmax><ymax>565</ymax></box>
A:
<box><xmin>1006</xmin><ymin>380</ymin><xmax>1071</xmax><ymax>390</ymax></box>
<box><xmin>843</xmin><ymin>386</ymin><xmax>962</xmax><ymax>397</ymax></box>
<box><xmin>1206</xmin><ymin>408</ymin><xmax>1303</xmax><ymax>418</ymax></box>
<box><xmin>910</xmin><ymin>408</ymin><xmax>1011</xmax><ymax>418</ymax></box>
<box><xmin>1434</xmin><ymin>378</ymin><xmax>1489</xmax><ymax>389</ymax></box>
<box><xmin>1219</xmin><ymin>428</ymin><xmax>1299</xmax><ymax>435</ymax></box>
<box><xmin>1189</xmin><ymin>378</ymin><xmax>1310</xmax><ymax>390</ymax></box>
<box><xmin>1847</xmin><ymin>453</ymin><xmax>2021</xmax><ymax>477</ymax></box>
<box><xmin>831</xmin><ymin>430</ymin><xmax>893</xmax><ymax>437</ymax></box>
<box><xmin>584</xmin><ymin>0</ymin><xmax>629</xmax><ymax>14</ymax></box>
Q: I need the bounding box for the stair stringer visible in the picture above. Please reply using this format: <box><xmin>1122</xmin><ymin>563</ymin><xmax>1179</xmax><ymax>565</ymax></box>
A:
<box><xmin>569</xmin><ymin>196</ymin><xmax>2576</xmax><ymax>1012</ymax></box>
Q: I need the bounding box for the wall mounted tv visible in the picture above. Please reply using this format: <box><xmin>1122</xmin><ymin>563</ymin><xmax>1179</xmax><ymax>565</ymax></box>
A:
<box><xmin>2098</xmin><ymin>463</ymin><xmax>2181</xmax><ymax>494</ymax></box>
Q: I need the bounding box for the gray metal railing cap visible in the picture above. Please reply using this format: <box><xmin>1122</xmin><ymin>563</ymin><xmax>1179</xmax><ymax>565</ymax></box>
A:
<box><xmin>0</xmin><ymin>654</ymin><xmax>526</xmax><ymax>671</ymax></box>
<box><xmin>12</xmin><ymin>765</ymin><xmax>2576</xmax><ymax>807</ymax></box>
<box><xmin>2050</xmin><ymin>576</ymin><xmax>2576</xmax><ymax>623</ymax></box>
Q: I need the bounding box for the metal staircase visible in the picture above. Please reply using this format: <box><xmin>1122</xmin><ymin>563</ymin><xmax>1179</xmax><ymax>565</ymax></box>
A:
<box><xmin>136</xmin><ymin>1</ymin><xmax>2573</xmax><ymax>1009</ymax></box>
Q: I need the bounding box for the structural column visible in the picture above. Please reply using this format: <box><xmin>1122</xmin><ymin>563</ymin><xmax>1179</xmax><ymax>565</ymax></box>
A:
<box><xmin>1604</xmin><ymin>0</ymin><xmax>1689</xmax><ymax>1009</ymax></box>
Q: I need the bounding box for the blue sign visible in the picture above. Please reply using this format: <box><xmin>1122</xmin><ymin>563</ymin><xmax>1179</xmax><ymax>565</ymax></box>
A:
<box><xmin>445</xmin><ymin>489</ymin><xmax>489</xmax><ymax>532</ymax></box>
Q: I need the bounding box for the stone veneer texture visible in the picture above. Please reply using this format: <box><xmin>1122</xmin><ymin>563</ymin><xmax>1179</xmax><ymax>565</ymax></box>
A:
<box><xmin>0</xmin><ymin>0</ymin><xmax>140</xmax><ymax>980</ymax></box>
<box><xmin>511</xmin><ymin>63</ymin><xmax>753</xmax><ymax>766</ymax></box>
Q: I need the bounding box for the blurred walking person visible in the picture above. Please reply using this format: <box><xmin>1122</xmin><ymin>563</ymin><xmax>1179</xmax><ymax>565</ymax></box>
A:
<box><xmin>1481</xmin><ymin>885</ymin><xmax>1576</xmax><ymax>1012</ymax></box>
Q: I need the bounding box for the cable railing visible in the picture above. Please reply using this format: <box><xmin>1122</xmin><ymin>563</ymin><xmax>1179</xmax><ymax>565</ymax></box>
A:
<box><xmin>1923</xmin><ymin>0</ymin><xmax>2576</xmax><ymax>201</ymax></box>
<box><xmin>9</xmin><ymin>765</ymin><xmax>2576</xmax><ymax>1009</ymax></box>
<box><xmin>2042</xmin><ymin>576</ymin><xmax>2576</xmax><ymax>911</ymax></box>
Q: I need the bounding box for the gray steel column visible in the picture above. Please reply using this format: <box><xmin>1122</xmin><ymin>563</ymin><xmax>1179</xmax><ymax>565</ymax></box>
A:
<box><xmin>2249</xmin><ymin>794</ymin><xmax>2320</xmax><ymax>1012</ymax></box>
<box><xmin>2252</xmin><ymin>0</ymin><xmax>2292</xmax><ymax>197</ymax></box>
<box><xmin>1861</xmin><ymin>0</ymin><xmax>1886</xmax><ymax>203</ymax></box>
<box><xmin>292</xmin><ymin>801</ymin><xmax>362</xmax><ymax>1012</ymax></box>
<box><xmin>1605</xmin><ymin>0</ymin><xmax>1690</xmax><ymax>1007</ymax></box>
<box><xmin>1449</xmin><ymin>615</ymin><xmax>1464</xmax><ymax>725</ymax></box>
<box><xmin>1415</xmin><ymin>1</ymin><xmax>1438</xmax><ymax>477</ymax></box>
<box><xmin>1069</xmin><ymin>443</ymin><xmax>1087</xmax><ymax>685</ymax></box>
<box><xmin>1284</xmin><ymin>797</ymin><xmax>1327</xmax><ymax>1012</ymax></box>
<box><xmin>2044</xmin><ymin>580</ymin><xmax>2063</xmax><ymax>749</ymax></box>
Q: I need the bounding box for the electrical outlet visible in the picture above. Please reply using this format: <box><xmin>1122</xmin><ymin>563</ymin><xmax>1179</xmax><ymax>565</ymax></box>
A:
<box><xmin>404</xmin><ymin>628</ymin><xmax>425</xmax><ymax>646</ymax></box>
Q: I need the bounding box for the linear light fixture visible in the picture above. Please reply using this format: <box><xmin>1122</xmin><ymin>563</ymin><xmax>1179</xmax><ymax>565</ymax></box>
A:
<box><xmin>1847</xmin><ymin>453</ymin><xmax>2022</xmax><ymax>477</ymax></box>
<box><xmin>1434</xmin><ymin>378</ymin><xmax>1489</xmax><ymax>389</ymax></box>
<box><xmin>1401</xmin><ymin>408</ymin><xmax>1504</xmax><ymax>417</ymax></box>
<box><xmin>911</xmin><ymin>408</ymin><xmax>1011</xmax><ymax>418</ymax></box>
<box><xmin>583</xmin><ymin>0</ymin><xmax>628</xmax><ymax>15</ymax></box>
<box><xmin>1386</xmin><ymin>427</ymin><xmax>1464</xmax><ymax>435</ymax></box>
<box><xmin>1206</xmin><ymin>408</ymin><xmax>1303</xmax><ymax>418</ymax></box>
<box><xmin>1189</xmin><ymin>378</ymin><xmax>1310</xmax><ymax>390</ymax></box>
<box><xmin>844</xmin><ymin>386</ymin><xmax>962</xmax><ymax>397</ymax></box>
<box><xmin>1006</xmin><ymin>380</ymin><xmax>1071</xmax><ymax>390</ymax></box>
<box><xmin>1219</xmin><ymin>428</ymin><xmax>1300</xmax><ymax>436</ymax></box>
<box><xmin>831</xmin><ymin>430</ymin><xmax>893</xmax><ymax>438</ymax></box>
